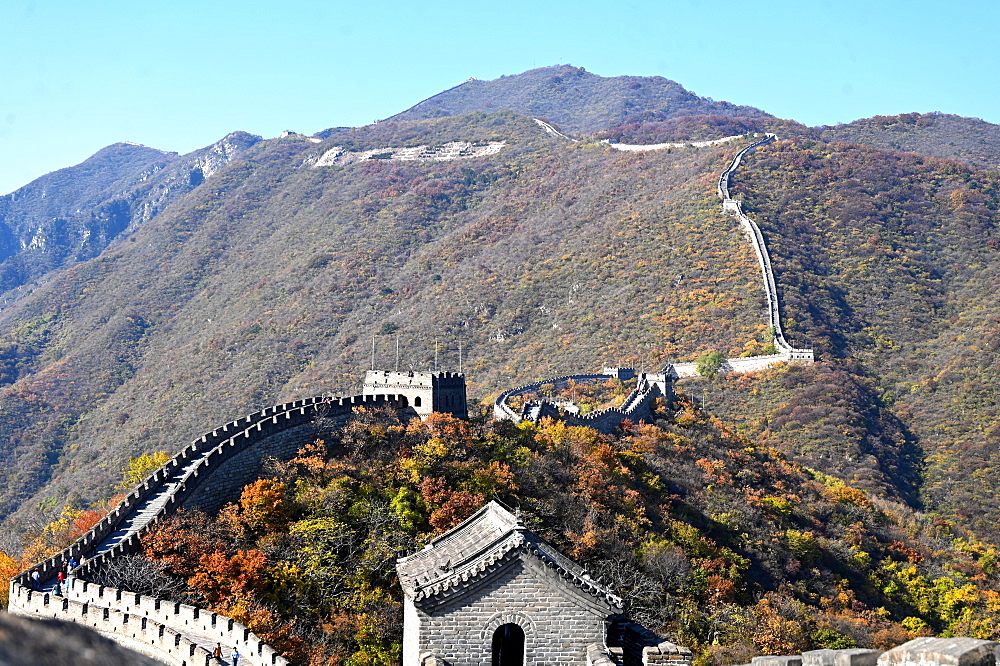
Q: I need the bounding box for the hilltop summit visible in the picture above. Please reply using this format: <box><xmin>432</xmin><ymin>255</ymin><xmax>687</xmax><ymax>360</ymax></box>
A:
<box><xmin>388</xmin><ymin>64</ymin><xmax>771</xmax><ymax>135</ymax></box>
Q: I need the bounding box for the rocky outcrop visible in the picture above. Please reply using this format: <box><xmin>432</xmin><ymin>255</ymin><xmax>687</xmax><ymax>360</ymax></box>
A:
<box><xmin>312</xmin><ymin>140</ymin><xmax>506</xmax><ymax>167</ymax></box>
<box><xmin>0</xmin><ymin>131</ymin><xmax>262</xmax><ymax>296</ymax></box>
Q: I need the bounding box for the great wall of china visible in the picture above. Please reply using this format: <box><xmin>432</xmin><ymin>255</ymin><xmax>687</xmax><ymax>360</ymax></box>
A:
<box><xmin>8</xmin><ymin>126</ymin><xmax>814</xmax><ymax>663</ymax></box>
<box><xmin>494</xmin><ymin>131</ymin><xmax>813</xmax><ymax>428</ymax></box>
<box><xmin>8</xmin><ymin>393</ymin><xmax>418</xmax><ymax>666</ymax></box>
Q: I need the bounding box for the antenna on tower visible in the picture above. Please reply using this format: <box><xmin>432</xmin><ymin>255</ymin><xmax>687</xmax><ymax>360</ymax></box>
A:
<box><xmin>395</xmin><ymin>334</ymin><xmax>400</xmax><ymax>372</ymax></box>
<box><xmin>434</xmin><ymin>338</ymin><xmax>439</xmax><ymax>372</ymax></box>
<box><xmin>371</xmin><ymin>336</ymin><xmax>376</xmax><ymax>371</ymax></box>
<box><xmin>459</xmin><ymin>337</ymin><xmax>463</xmax><ymax>374</ymax></box>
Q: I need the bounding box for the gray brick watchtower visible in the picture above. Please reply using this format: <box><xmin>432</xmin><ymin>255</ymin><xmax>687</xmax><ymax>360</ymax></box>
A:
<box><xmin>363</xmin><ymin>370</ymin><xmax>468</xmax><ymax>420</ymax></box>
<box><xmin>396</xmin><ymin>502</ymin><xmax>693</xmax><ymax>666</ymax></box>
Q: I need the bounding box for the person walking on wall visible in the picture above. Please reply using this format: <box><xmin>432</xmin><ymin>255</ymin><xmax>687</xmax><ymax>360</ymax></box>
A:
<box><xmin>213</xmin><ymin>643</ymin><xmax>222</xmax><ymax>660</ymax></box>
<box><xmin>231</xmin><ymin>647</ymin><xmax>240</xmax><ymax>665</ymax></box>
<box><xmin>30</xmin><ymin>569</ymin><xmax>39</xmax><ymax>590</ymax></box>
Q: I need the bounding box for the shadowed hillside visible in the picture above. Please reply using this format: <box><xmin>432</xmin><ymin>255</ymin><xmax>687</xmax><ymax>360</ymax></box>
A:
<box><xmin>731</xmin><ymin>137</ymin><xmax>1000</xmax><ymax>534</ymax></box>
<box><xmin>0</xmin><ymin>132</ymin><xmax>261</xmax><ymax>294</ymax></box>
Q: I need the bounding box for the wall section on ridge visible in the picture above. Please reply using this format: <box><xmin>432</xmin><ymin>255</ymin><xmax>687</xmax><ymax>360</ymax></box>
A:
<box><xmin>9</xmin><ymin>392</ymin><xmax>411</xmax><ymax>666</ymax></box>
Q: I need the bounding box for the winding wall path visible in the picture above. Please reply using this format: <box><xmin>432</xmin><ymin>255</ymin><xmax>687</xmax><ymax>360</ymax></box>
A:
<box><xmin>607</xmin><ymin>134</ymin><xmax>745</xmax><ymax>152</ymax></box>
<box><xmin>492</xmin><ymin>373</ymin><xmax>671</xmax><ymax>433</ymax></box>
<box><xmin>717</xmin><ymin>135</ymin><xmax>813</xmax><ymax>360</ymax></box>
<box><xmin>9</xmin><ymin>393</ymin><xmax>410</xmax><ymax>666</ymax></box>
<box><xmin>496</xmin><ymin>134</ymin><xmax>812</xmax><ymax>427</ymax></box>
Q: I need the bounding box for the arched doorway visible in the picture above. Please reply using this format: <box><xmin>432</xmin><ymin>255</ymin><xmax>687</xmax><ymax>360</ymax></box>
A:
<box><xmin>491</xmin><ymin>623</ymin><xmax>525</xmax><ymax>666</ymax></box>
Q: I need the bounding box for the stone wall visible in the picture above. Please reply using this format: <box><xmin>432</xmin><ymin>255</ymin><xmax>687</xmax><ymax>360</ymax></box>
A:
<box><xmin>181</xmin><ymin>422</ymin><xmax>318</xmax><ymax>513</ymax></box>
<box><xmin>416</xmin><ymin>556</ymin><xmax>612</xmax><ymax>666</ymax></box>
<box><xmin>878</xmin><ymin>637</ymin><xmax>998</xmax><ymax>666</ymax></box>
<box><xmin>607</xmin><ymin>133</ymin><xmax>744</xmax><ymax>152</ymax></box>
<box><xmin>10</xmin><ymin>392</ymin><xmax>410</xmax><ymax>666</ymax></box>
<box><xmin>8</xmin><ymin>583</ymin><xmax>233</xmax><ymax>666</ymax></box>
<box><xmin>609</xmin><ymin>620</ymin><xmax>693</xmax><ymax>666</ymax></box>
<box><xmin>743</xmin><ymin>637</ymin><xmax>999</xmax><ymax>666</ymax></box>
<box><xmin>567</xmin><ymin>374</ymin><xmax>671</xmax><ymax>433</ymax></box>
<box><xmin>363</xmin><ymin>370</ymin><xmax>468</xmax><ymax>419</ymax></box>
<box><xmin>494</xmin><ymin>372</ymin><xmax>672</xmax><ymax>434</ymax></box>
<box><xmin>716</xmin><ymin>134</ymin><xmax>813</xmax><ymax>361</ymax></box>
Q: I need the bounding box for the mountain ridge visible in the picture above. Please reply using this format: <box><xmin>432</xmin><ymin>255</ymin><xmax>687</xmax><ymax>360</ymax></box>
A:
<box><xmin>387</xmin><ymin>65</ymin><xmax>772</xmax><ymax>135</ymax></box>
<box><xmin>0</xmin><ymin>65</ymin><xmax>998</xmax><ymax>564</ymax></box>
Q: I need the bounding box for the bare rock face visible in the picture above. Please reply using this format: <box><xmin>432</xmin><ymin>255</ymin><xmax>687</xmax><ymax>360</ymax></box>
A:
<box><xmin>197</xmin><ymin>130</ymin><xmax>263</xmax><ymax>178</ymax></box>
<box><xmin>877</xmin><ymin>638</ymin><xmax>998</xmax><ymax>666</ymax></box>
<box><xmin>0</xmin><ymin>611</ymin><xmax>163</xmax><ymax>666</ymax></box>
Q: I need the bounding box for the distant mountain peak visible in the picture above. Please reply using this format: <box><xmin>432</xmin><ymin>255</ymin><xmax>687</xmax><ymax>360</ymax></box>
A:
<box><xmin>388</xmin><ymin>65</ymin><xmax>771</xmax><ymax>135</ymax></box>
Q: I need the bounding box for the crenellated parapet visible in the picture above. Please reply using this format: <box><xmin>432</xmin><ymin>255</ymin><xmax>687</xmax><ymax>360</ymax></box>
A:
<box><xmin>364</xmin><ymin>370</ymin><xmax>468</xmax><ymax>420</ymax></box>
<box><xmin>494</xmin><ymin>371</ymin><xmax>673</xmax><ymax>434</ymax></box>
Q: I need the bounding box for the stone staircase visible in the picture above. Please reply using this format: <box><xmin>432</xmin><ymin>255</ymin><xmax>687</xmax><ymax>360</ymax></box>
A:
<box><xmin>93</xmin><ymin>456</ymin><xmax>204</xmax><ymax>558</ymax></box>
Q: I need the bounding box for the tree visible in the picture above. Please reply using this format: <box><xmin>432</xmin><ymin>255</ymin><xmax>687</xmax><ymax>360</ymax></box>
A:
<box><xmin>86</xmin><ymin>554</ymin><xmax>188</xmax><ymax>601</ymax></box>
<box><xmin>0</xmin><ymin>550</ymin><xmax>20</xmax><ymax>605</ymax></box>
<box><xmin>120</xmin><ymin>451</ymin><xmax>171</xmax><ymax>490</ymax></box>
<box><xmin>695</xmin><ymin>351</ymin><xmax>725</xmax><ymax>377</ymax></box>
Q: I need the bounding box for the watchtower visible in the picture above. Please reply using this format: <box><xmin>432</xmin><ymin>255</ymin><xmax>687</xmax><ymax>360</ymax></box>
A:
<box><xmin>363</xmin><ymin>370</ymin><xmax>468</xmax><ymax>420</ymax></box>
<box><xmin>396</xmin><ymin>501</ymin><xmax>693</xmax><ymax>666</ymax></box>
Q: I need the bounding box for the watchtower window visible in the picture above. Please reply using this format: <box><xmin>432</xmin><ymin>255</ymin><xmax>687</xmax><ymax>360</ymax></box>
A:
<box><xmin>414</xmin><ymin>396</ymin><xmax>422</xmax><ymax>407</ymax></box>
<box><xmin>492</xmin><ymin>623</ymin><xmax>525</xmax><ymax>666</ymax></box>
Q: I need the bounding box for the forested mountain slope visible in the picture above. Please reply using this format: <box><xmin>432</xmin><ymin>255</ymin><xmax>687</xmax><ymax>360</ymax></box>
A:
<box><xmin>821</xmin><ymin>113</ymin><xmax>1000</xmax><ymax>170</ymax></box>
<box><xmin>714</xmin><ymin>138</ymin><xmax>1000</xmax><ymax>534</ymax></box>
<box><xmin>1</xmin><ymin>65</ymin><xmax>998</xmax><ymax>565</ymax></box>
<box><xmin>0</xmin><ymin>112</ymin><xmax>773</xmax><ymax>524</ymax></box>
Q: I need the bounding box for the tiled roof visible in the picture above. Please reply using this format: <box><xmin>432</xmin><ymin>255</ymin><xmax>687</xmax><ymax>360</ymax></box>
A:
<box><xmin>396</xmin><ymin>501</ymin><xmax>623</xmax><ymax>610</ymax></box>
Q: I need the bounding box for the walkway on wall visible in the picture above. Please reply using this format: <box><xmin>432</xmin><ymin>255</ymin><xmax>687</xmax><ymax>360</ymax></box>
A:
<box><xmin>533</xmin><ymin>118</ymin><xmax>578</xmax><ymax>142</ymax></box>
<box><xmin>606</xmin><ymin>133</ymin><xmax>745</xmax><ymax>152</ymax></box>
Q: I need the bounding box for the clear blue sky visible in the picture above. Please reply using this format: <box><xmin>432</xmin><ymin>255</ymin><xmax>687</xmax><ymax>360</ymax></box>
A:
<box><xmin>1</xmin><ymin>0</ymin><xmax>996</xmax><ymax>195</ymax></box>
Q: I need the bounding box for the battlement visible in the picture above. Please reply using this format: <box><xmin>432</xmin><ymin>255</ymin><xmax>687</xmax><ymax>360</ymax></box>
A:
<box><xmin>364</xmin><ymin>370</ymin><xmax>465</xmax><ymax>387</ymax></box>
<box><xmin>363</xmin><ymin>370</ymin><xmax>468</xmax><ymax>419</ymax></box>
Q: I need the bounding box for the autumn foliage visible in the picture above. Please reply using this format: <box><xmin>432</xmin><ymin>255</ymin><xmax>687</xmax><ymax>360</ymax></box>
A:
<box><xmin>120</xmin><ymin>405</ymin><xmax>1000</xmax><ymax>664</ymax></box>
